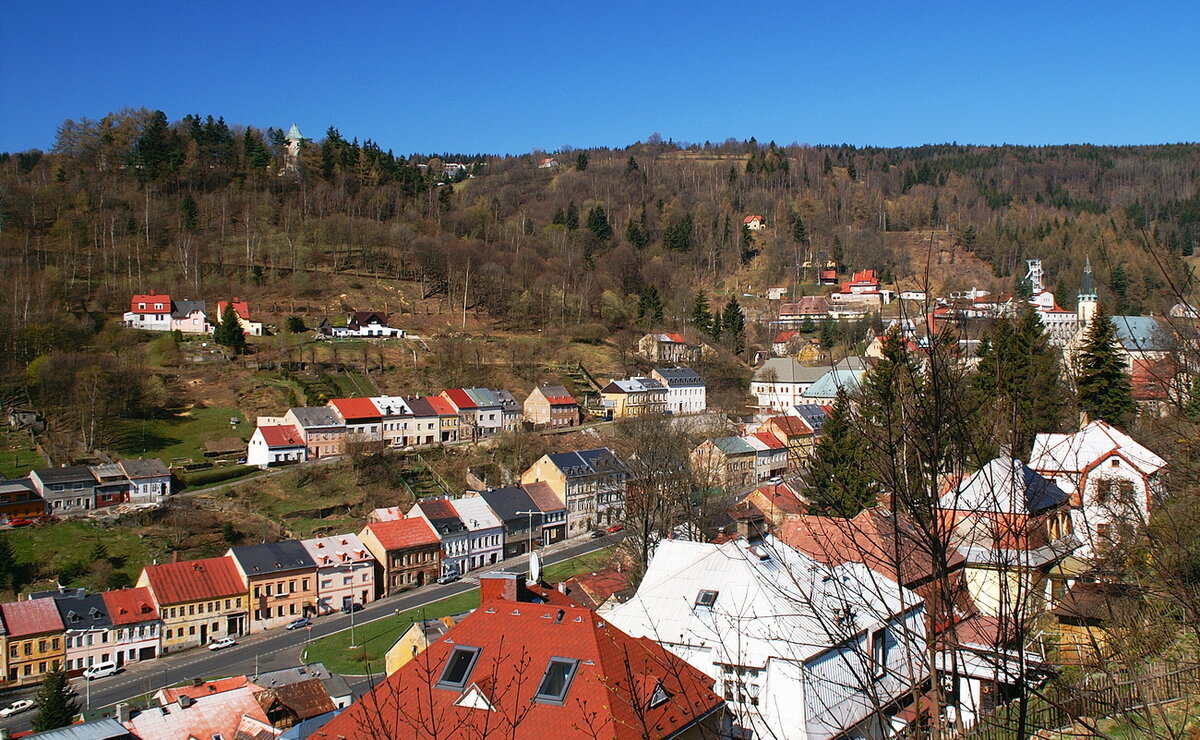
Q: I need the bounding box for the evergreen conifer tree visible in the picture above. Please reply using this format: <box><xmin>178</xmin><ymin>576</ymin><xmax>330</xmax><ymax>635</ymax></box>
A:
<box><xmin>710</xmin><ymin>310</ymin><xmax>723</xmax><ymax>341</ymax></box>
<box><xmin>637</xmin><ymin>287</ymin><xmax>664</xmax><ymax>327</ymax></box>
<box><xmin>575</xmin><ymin>152</ymin><xmax>589</xmax><ymax>171</ymax></box>
<box><xmin>791</xmin><ymin>216</ymin><xmax>808</xmax><ymax>243</ymax></box>
<box><xmin>214</xmin><ymin>304</ymin><xmax>247</xmax><ymax>353</ymax></box>
<box><xmin>722</xmin><ymin>297</ymin><xmax>745</xmax><ymax>354</ymax></box>
<box><xmin>0</xmin><ymin>534</ymin><xmax>14</xmax><ymax>591</ymax></box>
<box><xmin>1075</xmin><ymin>304</ymin><xmax>1136</xmax><ymax>425</ymax></box>
<box><xmin>181</xmin><ymin>193</ymin><xmax>198</xmax><ymax>232</ymax></box>
<box><xmin>690</xmin><ymin>292</ymin><xmax>712</xmax><ymax>335</ymax></box>
<box><xmin>565</xmin><ymin>202</ymin><xmax>579</xmax><ymax>230</ymax></box>
<box><xmin>586</xmin><ymin>205</ymin><xmax>613</xmax><ymax>241</ymax></box>
<box><xmin>625</xmin><ymin>156</ymin><xmax>639</xmax><ymax>173</ymax></box>
<box><xmin>806</xmin><ymin>393</ymin><xmax>873</xmax><ymax>516</ymax></box>
<box><xmin>820</xmin><ymin>319</ymin><xmax>835</xmax><ymax>349</ymax></box>
<box><xmin>31</xmin><ymin>668</ymin><xmax>81</xmax><ymax>732</ymax></box>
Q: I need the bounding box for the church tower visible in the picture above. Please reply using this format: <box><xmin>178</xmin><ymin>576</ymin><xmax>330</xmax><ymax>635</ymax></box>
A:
<box><xmin>284</xmin><ymin>124</ymin><xmax>306</xmax><ymax>173</ymax></box>
<box><xmin>1077</xmin><ymin>256</ymin><xmax>1098</xmax><ymax>326</ymax></box>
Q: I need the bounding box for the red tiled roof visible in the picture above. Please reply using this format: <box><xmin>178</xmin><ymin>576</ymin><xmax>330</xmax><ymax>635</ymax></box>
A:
<box><xmin>328</xmin><ymin>397</ymin><xmax>381</xmax><ymax>421</ymax></box>
<box><xmin>130</xmin><ymin>293</ymin><xmax>172</xmax><ymax>313</ymax></box>
<box><xmin>216</xmin><ymin>299</ymin><xmax>251</xmax><ymax>320</ymax></box>
<box><xmin>441</xmin><ymin>388</ymin><xmax>477</xmax><ymax>410</ymax></box>
<box><xmin>522</xmin><ymin>481</ymin><xmax>566</xmax><ymax>513</ymax></box>
<box><xmin>313</xmin><ymin>598</ymin><xmax>722</xmax><ymax>740</ymax></box>
<box><xmin>751</xmin><ymin>432</ymin><xmax>785</xmax><ymax>450</ymax></box>
<box><xmin>1</xmin><ymin>598</ymin><xmax>64</xmax><ymax>637</ymax></box>
<box><xmin>140</xmin><ymin>556</ymin><xmax>247</xmax><ymax>605</ymax></box>
<box><xmin>563</xmin><ymin>567</ymin><xmax>633</xmax><ymax>611</ymax></box>
<box><xmin>773</xmin><ymin>330</ymin><xmax>798</xmax><ymax>343</ymax></box>
<box><xmin>364</xmin><ymin>518</ymin><xmax>440</xmax><ymax>551</ymax></box>
<box><xmin>102</xmin><ymin>587</ymin><xmax>159</xmax><ymax>625</ymax></box>
<box><xmin>160</xmin><ymin>676</ymin><xmax>260</xmax><ymax>703</ymax></box>
<box><xmin>663</xmin><ymin>332</ymin><xmax>686</xmax><ymax>344</ymax></box>
<box><xmin>258</xmin><ymin>424</ymin><xmax>305</xmax><ymax>448</ymax></box>
<box><xmin>766</xmin><ymin>415</ymin><xmax>814</xmax><ymax>437</ymax></box>
<box><xmin>743</xmin><ymin>215</ymin><xmax>763</xmax><ymax>223</ymax></box>
<box><xmin>781</xmin><ymin>506</ymin><xmax>966</xmax><ymax>589</ymax></box>
<box><xmin>850</xmin><ymin>269</ymin><xmax>880</xmax><ymax>283</ymax></box>
<box><xmin>425</xmin><ymin>395</ymin><xmax>457</xmax><ymax>416</ymax></box>
<box><xmin>745</xmin><ymin>482</ymin><xmax>807</xmax><ymax>515</ymax></box>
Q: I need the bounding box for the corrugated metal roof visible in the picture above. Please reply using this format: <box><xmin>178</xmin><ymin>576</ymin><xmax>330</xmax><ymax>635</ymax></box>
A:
<box><xmin>1030</xmin><ymin>419</ymin><xmax>1165</xmax><ymax>476</ymax></box>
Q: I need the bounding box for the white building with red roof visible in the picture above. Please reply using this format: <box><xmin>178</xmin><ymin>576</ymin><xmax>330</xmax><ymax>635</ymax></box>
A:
<box><xmin>214</xmin><ymin>298</ymin><xmax>264</xmax><ymax>336</ymax></box>
<box><xmin>637</xmin><ymin>332</ymin><xmax>702</xmax><ymax>364</ymax></box>
<box><xmin>744</xmin><ymin>214</ymin><xmax>766</xmax><ymax>230</ymax></box>
<box><xmin>100</xmin><ymin>586</ymin><xmax>162</xmax><ymax>666</ymax></box>
<box><xmin>246</xmin><ymin>425</ymin><xmax>307</xmax><ymax>468</ymax></box>
<box><xmin>746</xmin><ymin>431</ymin><xmax>787</xmax><ymax>481</ymax></box>
<box><xmin>123</xmin><ymin>292</ymin><xmax>173</xmax><ymax>331</ymax></box>
<box><xmin>327</xmin><ymin>397</ymin><xmax>383</xmax><ymax>442</ymax></box>
<box><xmin>830</xmin><ymin>268</ymin><xmax>892</xmax><ymax>307</ymax></box>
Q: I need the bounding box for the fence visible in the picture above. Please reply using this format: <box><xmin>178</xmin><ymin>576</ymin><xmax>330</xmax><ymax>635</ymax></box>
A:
<box><xmin>961</xmin><ymin>663</ymin><xmax>1200</xmax><ymax>739</ymax></box>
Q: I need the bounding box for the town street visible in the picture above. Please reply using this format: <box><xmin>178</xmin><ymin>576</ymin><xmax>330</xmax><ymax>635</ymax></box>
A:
<box><xmin>0</xmin><ymin>534</ymin><xmax>620</xmax><ymax>735</ymax></box>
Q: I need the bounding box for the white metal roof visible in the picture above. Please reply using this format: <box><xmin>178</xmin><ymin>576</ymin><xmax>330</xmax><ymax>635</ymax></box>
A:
<box><xmin>1029</xmin><ymin>419</ymin><xmax>1165</xmax><ymax>476</ymax></box>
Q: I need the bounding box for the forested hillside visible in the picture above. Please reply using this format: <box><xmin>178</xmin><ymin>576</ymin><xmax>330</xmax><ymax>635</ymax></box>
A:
<box><xmin>2</xmin><ymin>108</ymin><xmax>1199</xmax><ymax>373</ymax></box>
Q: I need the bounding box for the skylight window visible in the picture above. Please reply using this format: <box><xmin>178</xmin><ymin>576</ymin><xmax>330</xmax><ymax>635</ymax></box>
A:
<box><xmin>695</xmin><ymin>590</ymin><xmax>719</xmax><ymax>608</ymax></box>
<box><xmin>534</xmin><ymin>657</ymin><xmax>580</xmax><ymax>704</ymax></box>
<box><xmin>648</xmin><ymin>682</ymin><xmax>671</xmax><ymax>709</ymax></box>
<box><xmin>437</xmin><ymin>646</ymin><xmax>481</xmax><ymax>690</ymax></box>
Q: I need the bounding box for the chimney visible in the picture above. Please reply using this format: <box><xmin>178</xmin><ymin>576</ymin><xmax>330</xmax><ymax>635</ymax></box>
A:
<box><xmin>178</xmin><ymin>695</ymin><xmax>194</xmax><ymax>709</ymax></box>
<box><xmin>116</xmin><ymin>703</ymin><xmax>132</xmax><ymax>723</ymax></box>
<box><xmin>735</xmin><ymin>514</ymin><xmax>765</xmax><ymax>543</ymax></box>
<box><xmin>478</xmin><ymin>571</ymin><xmax>523</xmax><ymax>603</ymax></box>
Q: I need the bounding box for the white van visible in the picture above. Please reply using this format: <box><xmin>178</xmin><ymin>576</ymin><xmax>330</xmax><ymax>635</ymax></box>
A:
<box><xmin>82</xmin><ymin>661</ymin><xmax>119</xmax><ymax>680</ymax></box>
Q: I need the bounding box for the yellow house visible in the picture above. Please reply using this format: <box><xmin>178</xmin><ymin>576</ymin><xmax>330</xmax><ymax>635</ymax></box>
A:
<box><xmin>138</xmin><ymin>557</ymin><xmax>249</xmax><ymax>652</ymax></box>
<box><xmin>2</xmin><ymin>599</ymin><xmax>65</xmax><ymax>686</ymax></box>
<box><xmin>383</xmin><ymin>617</ymin><xmax>460</xmax><ymax>676</ymax></box>
<box><xmin>599</xmin><ymin>377</ymin><xmax>667</xmax><ymax>418</ymax></box>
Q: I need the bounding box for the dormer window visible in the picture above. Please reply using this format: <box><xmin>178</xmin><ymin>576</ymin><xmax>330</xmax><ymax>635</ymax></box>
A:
<box><xmin>534</xmin><ymin>657</ymin><xmax>579</xmax><ymax>704</ymax></box>
<box><xmin>695</xmin><ymin>590</ymin><xmax>719</xmax><ymax>608</ymax></box>
<box><xmin>648</xmin><ymin>682</ymin><xmax>671</xmax><ymax>709</ymax></box>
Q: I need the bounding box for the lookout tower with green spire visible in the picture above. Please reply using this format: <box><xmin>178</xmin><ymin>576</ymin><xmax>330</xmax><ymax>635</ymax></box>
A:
<box><xmin>284</xmin><ymin>123</ymin><xmax>307</xmax><ymax>173</ymax></box>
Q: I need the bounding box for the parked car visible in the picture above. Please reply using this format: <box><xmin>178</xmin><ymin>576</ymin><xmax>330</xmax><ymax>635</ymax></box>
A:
<box><xmin>83</xmin><ymin>661</ymin><xmax>120</xmax><ymax>680</ymax></box>
<box><xmin>7</xmin><ymin>518</ymin><xmax>33</xmax><ymax>527</ymax></box>
<box><xmin>436</xmin><ymin>573</ymin><xmax>460</xmax><ymax>585</ymax></box>
<box><xmin>590</xmin><ymin>529</ymin><xmax>608</xmax><ymax>539</ymax></box>
<box><xmin>285</xmin><ymin>617</ymin><xmax>311</xmax><ymax>631</ymax></box>
<box><xmin>341</xmin><ymin>602</ymin><xmax>363</xmax><ymax>614</ymax></box>
<box><xmin>208</xmin><ymin>637</ymin><xmax>236</xmax><ymax>651</ymax></box>
<box><xmin>0</xmin><ymin>699</ymin><xmax>35</xmax><ymax>717</ymax></box>
<box><xmin>606</xmin><ymin>524</ymin><xmax>625</xmax><ymax>533</ymax></box>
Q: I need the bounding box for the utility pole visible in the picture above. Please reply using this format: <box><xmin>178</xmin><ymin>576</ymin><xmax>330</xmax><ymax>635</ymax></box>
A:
<box><xmin>516</xmin><ymin>510</ymin><xmax>540</xmax><ymax>555</ymax></box>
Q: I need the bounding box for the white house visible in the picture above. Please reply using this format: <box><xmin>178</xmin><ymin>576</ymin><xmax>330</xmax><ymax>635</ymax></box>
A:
<box><xmin>449</xmin><ymin>496</ymin><xmax>504</xmax><ymax>571</ymax></box>
<box><xmin>119</xmin><ymin>458</ymin><xmax>172</xmax><ymax>503</ymax></box>
<box><xmin>1029</xmin><ymin>419</ymin><xmax>1166</xmax><ymax>558</ymax></box>
<box><xmin>744</xmin><ymin>215</ymin><xmax>766</xmax><ymax>231</ymax></box>
<box><xmin>650</xmin><ymin>367</ymin><xmax>707</xmax><ymax>414</ymax></box>
<box><xmin>371</xmin><ymin>395</ymin><xmax>413</xmax><ymax>447</ymax></box>
<box><xmin>123</xmin><ymin>293</ymin><xmax>173</xmax><ymax>332</ymax></box>
<box><xmin>751</xmin><ymin>358</ymin><xmax>830</xmax><ymax>413</ymax></box>
<box><xmin>246</xmin><ymin>425</ymin><xmax>307</xmax><ymax>468</ymax></box>
<box><xmin>301</xmin><ymin>533</ymin><xmax>376</xmax><ymax>614</ymax></box>
<box><xmin>607</xmin><ymin>536</ymin><xmax>927</xmax><ymax>740</ymax></box>
<box><xmin>331</xmin><ymin>312</ymin><xmax>405</xmax><ymax>338</ymax></box>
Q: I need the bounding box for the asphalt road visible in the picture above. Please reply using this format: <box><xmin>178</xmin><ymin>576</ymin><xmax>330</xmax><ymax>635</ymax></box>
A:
<box><xmin>0</xmin><ymin>534</ymin><xmax>620</xmax><ymax>734</ymax></box>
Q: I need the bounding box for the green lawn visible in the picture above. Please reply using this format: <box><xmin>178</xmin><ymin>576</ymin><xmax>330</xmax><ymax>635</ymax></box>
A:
<box><xmin>5</xmin><ymin>519</ymin><xmax>163</xmax><ymax>597</ymax></box>
<box><xmin>304</xmin><ymin>546</ymin><xmax>617</xmax><ymax>674</ymax></box>
<box><xmin>0</xmin><ymin>426</ymin><xmax>44</xmax><ymax>479</ymax></box>
<box><xmin>111</xmin><ymin>405</ymin><xmax>253</xmax><ymax>465</ymax></box>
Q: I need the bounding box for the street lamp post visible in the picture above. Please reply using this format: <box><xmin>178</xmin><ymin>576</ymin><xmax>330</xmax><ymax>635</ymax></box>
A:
<box><xmin>349</xmin><ymin>599</ymin><xmax>359</xmax><ymax>649</ymax></box>
<box><xmin>516</xmin><ymin>510</ymin><xmax>539</xmax><ymax>557</ymax></box>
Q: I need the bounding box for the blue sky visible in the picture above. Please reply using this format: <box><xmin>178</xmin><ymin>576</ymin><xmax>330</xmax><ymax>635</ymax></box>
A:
<box><xmin>2</xmin><ymin>1</ymin><xmax>1197</xmax><ymax>154</ymax></box>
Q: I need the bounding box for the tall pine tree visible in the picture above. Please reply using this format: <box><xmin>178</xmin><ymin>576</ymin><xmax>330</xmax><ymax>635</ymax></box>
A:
<box><xmin>690</xmin><ymin>292</ymin><xmax>712</xmax><ymax>335</ymax></box>
<box><xmin>213</xmin><ymin>303</ymin><xmax>247</xmax><ymax>353</ymax></box>
<box><xmin>586</xmin><ymin>205</ymin><xmax>613</xmax><ymax>241</ymax></box>
<box><xmin>637</xmin><ymin>286</ymin><xmax>664</xmax><ymax>328</ymax></box>
<box><xmin>806</xmin><ymin>393</ymin><xmax>873</xmax><ymax>516</ymax></box>
<box><xmin>722</xmin><ymin>297</ymin><xmax>745</xmax><ymax>354</ymax></box>
<box><xmin>1075</xmin><ymin>303</ymin><xmax>1136</xmax><ymax>426</ymax></box>
<box><xmin>31</xmin><ymin>668</ymin><xmax>81</xmax><ymax>732</ymax></box>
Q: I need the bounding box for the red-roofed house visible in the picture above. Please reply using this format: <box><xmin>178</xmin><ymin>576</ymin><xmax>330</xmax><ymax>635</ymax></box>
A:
<box><xmin>734</xmin><ymin>481</ymin><xmax>808</xmax><ymax>528</ymax></box>
<box><xmin>1</xmin><ymin>599</ymin><xmax>65</xmax><ymax>685</ymax></box>
<box><xmin>637</xmin><ymin>332</ymin><xmax>702</xmax><ymax>364</ymax></box>
<box><xmin>125</xmin><ymin>682</ymin><xmax>273</xmax><ymax>740</ymax></box>
<box><xmin>743</xmin><ymin>214</ymin><xmax>765</xmax><ymax>230</ymax></box>
<box><xmin>327</xmin><ymin>397</ymin><xmax>383</xmax><ymax>443</ymax></box>
<box><xmin>761</xmin><ymin>414</ymin><xmax>817</xmax><ymax>469</ymax></box>
<box><xmin>137</xmin><ymin>556</ymin><xmax>249</xmax><ymax>652</ymax></box>
<box><xmin>246</xmin><ymin>424</ymin><xmax>307</xmax><ymax>468</ymax></box>
<box><xmin>818</xmin><ymin>268</ymin><xmax>839</xmax><ymax>286</ymax></box>
<box><xmin>747</xmin><ymin>432</ymin><xmax>787</xmax><ymax>480</ymax></box>
<box><xmin>124</xmin><ymin>293</ymin><xmax>173</xmax><ymax>331</ymax></box>
<box><xmin>523</xmin><ymin>384</ymin><xmax>579</xmax><ymax>429</ymax></box>
<box><xmin>311</xmin><ymin>597</ymin><xmax>724</xmax><ymax>740</ymax></box>
<box><xmin>101</xmin><ymin>587</ymin><xmax>162</xmax><ymax>666</ymax></box>
<box><xmin>777</xmin><ymin>296</ymin><xmax>830</xmax><ymax>327</ymax></box>
<box><xmin>771</xmin><ymin>330</ymin><xmax>800</xmax><ymax>356</ymax></box>
<box><xmin>831</xmin><ymin>268</ymin><xmax>891</xmax><ymax>307</ymax></box>
<box><xmin>359</xmin><ymin>519</ymin><xmax>442</xmax><ymax>595</ymax></box>
<box><xmin>425</xmin><ymin>395</ymin><xmax>460</xmax><ymax>442</ymax></box>
<box><xmin>440</xmin><ymin>388</ymin><xmax>481</xmax><ymax>441</ymax></box>
<box><xmin>215</xmin><ymin>298</ymin><xmax>264</xmax><ymax>336</ymax></box>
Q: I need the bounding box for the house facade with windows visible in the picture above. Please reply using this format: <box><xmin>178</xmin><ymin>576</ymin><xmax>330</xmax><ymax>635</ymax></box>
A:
<box><xmin>449</xmin><ymin>495</ymin><xmax>504</xmax><ymax>571</ymax></box>
<box><xmin>327</xmin><ymin>397</ymin><xmax>383</xmax><ymax>444</ymax></box>
<box><xmin>300</xmin><ymin>533</ymin><xmax>376</xmax><ymax>615</ymax></box>
<box><xmin>638</xmin><ymin>332</ymin><xmax>703</xmax><ymax>364</ymax></box>
<box><xmin>360</xmin><ymin>518</ymin><xmax>442</xmax><ymax>595</ymax></box>
<box><xmin>608</xmin><ymin>536</ymin><xmax>926</xmax><ymax>740</ymax></box>
<box><xmin>214</xmin><ymin>299</ymin><xmax>264</xmax><ymax>336</ymax></box>
<box><xmin>2</xmin><ymin>599</ymin><xmax>65</xmax><ymax>686</ymax></box>
<box><xmin>691</xmin><ymin>436</ymin><xmax>756</xmax><ymax>489</ymax></box>
<box><xmin>123</xmin><ymin>293</ymin><xmax>173</xmax><ymax>332</ymax></box>
<box><xmin>29</xmin><ymin>465</ymin><xmax>97</xmax><ymax>513</ymax></box>
<box><xmin>100</xmin><ymin>587</ymin><xmax>161</xmax><ymax>667</ymax></box>
<box><xmin>246</xmin><ymin>425</ymin><xmax>307</xmax><ymax>468</ymax></box>
<box><xmin>0</xmin><ymin>479</ymin><xmax>44</xmax><ymax>523</ymax></box>
<box><xmin>332</xmin><ymin>311</ymin><xmax>404</xmax><ymax>338</ymax></box>
<box><xmin>137</xmin><ymin>557</ymin><xmax>248</xmax><ymax>652</ymax></box>
<box><xmin>651</xmin><ymin>367</ymin><xmax>707</xmax><ymax>414</ymax></box>
<box><xmin>1030</xmin><ymin>419</ymin><xmax>1166</xmax><ymax>558</ymax></box>
<box><xmin>523</xmin><ymin>481</ymin><xmax>569</xmax><ymax>545</ymax></box>
<box><xmin>228</xmin><ymin>542</ymin><xmax>319</xmax><ymax>632</ymax></box>
<box><xmin>751</xmin><ymin>358</ymin><xmax>830</xmax><ymax>412</ymax></box>
<box><xmin>520</xmin><ymin>448</ymin><xmax>628</xmax><ymax>535</ymax></box>
<box><xmin>523</xmin><ymin>384</ymin><xmax>579</xmax><ymax>429</ymax></box>
<box><xmin>600</xmin><ymin>377</ymin><xmax>668</xmax><ymax>418</ymax></box>
<box><xmin>407</xmin><ymin>498</ymin><xmax>471</xmax><ymax>578</ymax></box>
<box><xmin>478</xmin><ymin>486</ymin><xmax>541</xmax><ymax>559</ymax></box>
<box><xmin>170</xmin><ymin>299</ymin><xmax>210</xmax><ymax>334</ymax></box>
<box><xmin>52</xmin><ymin>591</ymin><xmax>115</xmax><ymax>675</ymax></box>
<box><xmin>285</xmin><ymin>407</ymin><xmax>346</xmax><ymax>459</ymax></box>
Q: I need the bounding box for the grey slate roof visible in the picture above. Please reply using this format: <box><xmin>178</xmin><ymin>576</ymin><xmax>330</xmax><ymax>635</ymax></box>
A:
<box><xmin>53</xmin><ymin>592</ymin><xmax>113</xmax><ymax>631</ymax></box>
<box><xmin>119</xmin><ymin>458</ymin><xmax>169</xmax><ymax>479</ymax></box>
<box><xmin>478</xmin><ymin>487</ymin><xmax>539</xmax><ymax>525</ymax></box>
<box><xmin>465</xmin><ymin>387</ymin><xmax>501</xmax><ymax>408</ymax></box>
<box><xmin>652</xmin><ymin>367</ymin><xmax>704</xmax><ymax>387</ymax></box>
<box><xmin>546</xmin><ymin>448</ymin><xmax>626</xmax><ymax>478</ymax></box>
<box><xmin>801</xmin><ymin>369</ymin><xmax>865</xmax><ymax>400</ymax></box>
<box><xmin>33</xmin><ymin>465</ymin><xmax>95</xmax><ymax>484</ymax></box>
<box><xmin>170</xmin><ymin>299</ymin><xmax>206</xmax><ymax>319</ymax></box>
<box><xmin>1112</xmin><ymin>315</ymin><xmax>1173</xmax><ymax>352</ymax></box>
<box><xmin>753</xmin><ymin>358</ymin><xmax>828</xmax><ymax>384</ymax></box>
<box><xmin>288</xmin><ymin>407</ymin><xmax>344</xmax><ymax>429</ymax></box>
<box><xmin>793</xmin><ymin>405</ymin><xmax>830</xmax><ymax>433</ymax></box>
<box><xmin>405</xmin><ymin>396</ymin><xmax>437</xmax><ymax>417</ymax></box>
<box><xmin>0</xmin><ymin>478</ymin><xmax>37</xmax><ymax>495</ymax></box>
<box><xmin>712</xmin><ymin>436</ymin><xmax>756</xmax><ymax>455</ymax></box>
<box><xmin>24</xmin><ymin>719</ymin><xmax>131</xmax><ymax>740</ymax></box>
<box><xmin>495</xmin><ymin>389</ymin><xmax>520</xmax><ymax>412</ymax></box>
<box><xmin>230</xmin><ymin>540</ymin><xmax>316</xmax><ymax>575</ymax></box>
